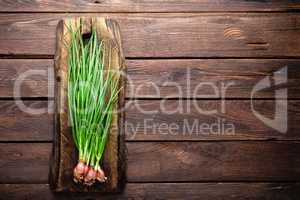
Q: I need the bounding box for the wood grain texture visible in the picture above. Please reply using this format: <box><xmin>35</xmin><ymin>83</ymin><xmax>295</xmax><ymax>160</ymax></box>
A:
<box><xmin>127</xmin><ymin>142</ymin><xmax>300</xmax><ymax>182</ymax></box>
<box><xmin>1</xmin><ymin>13</ymin><xmax>300</xmax><ymax>57</ymax></box>
<box><xmin>125</xmin><ymin>100</ymin><xmax>300</xmax><ymax>141</ymax></box>
<box><xmin>0</xmin><ymin>100</ymin><xmax>299</xmax><ymax>142</ymax></box>
<box><xmin>127</xmin><ymin>59</ymin><xmax>299</xmax><ymax>98</ymax></box>
<box><xmin>1</xmin><ymin>183</ymin><xmax>299</xmax><ymax>200</ymax></box>
<box><xmin>0</xmin><ymin>0</ymin><xmax>299</xmax><ymax>198</ymax></box>
<box><xmin>0</xmin><ymin>0</ymin><xmax>299</xmax><ymax>12</ymax></box>
<box><xmin>50</xmin><ymin>17</ymin><xmax>126</xmax><ymax>192</ymax></box>
<box><xmin>0</xmin><ymin>59</ymin><xmax>52</xmax><ymax>97</ymax></box>
<box><xmin>0</xmin><ymin>101</ymin><xmax>52</xmax><ymax>141</ymax></box>
<box><xmin>1</xmin><ymin>59</ymin><xmax>299</xmax><ymax>98</ymax></box>
<box><xmin>0</xmin><ymin>143</ymin><xmax>51</xmax><ymax>183</ymax></box>
<box><xmin>1</xmin><ymin>142</ymin><xmax>300</xmax><ymax>183</ymax></box>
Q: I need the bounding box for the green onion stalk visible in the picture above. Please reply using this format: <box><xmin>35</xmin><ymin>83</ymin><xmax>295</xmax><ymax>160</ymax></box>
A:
<box><xmin>67</xmin><ymin>22</ymin><xmax>120</xmax><ymax>186</ymax></box>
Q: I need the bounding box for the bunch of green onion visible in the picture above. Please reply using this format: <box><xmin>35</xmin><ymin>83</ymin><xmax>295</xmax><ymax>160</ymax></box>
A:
<box><xmin>67</xmin><ymin>22</ymin><xmax>120</xmax><ymax>186</ymax></box>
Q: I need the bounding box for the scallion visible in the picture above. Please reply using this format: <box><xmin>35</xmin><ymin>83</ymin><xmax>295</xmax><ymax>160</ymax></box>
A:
<box><xmin>66</xmin><ymin>21</ymin><xmax>120</xmax><ymax>186</ymax></box>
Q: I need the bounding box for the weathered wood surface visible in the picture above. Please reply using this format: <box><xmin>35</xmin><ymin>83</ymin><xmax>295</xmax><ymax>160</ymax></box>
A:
<box><xmin>1</xmin><ymin>142</ymin><xmax>300</xmax><ymax>183</ymax></box>
<box><xmin>0</xmin><ymin>0</ymin><xmax>299</xmax><ymax>198</ymax></box>
<box><xmin>0</xmin><ymin>59</ymin><xmax>51</xmax><ymax>97</ymax></box>
<box><xmin>0</xmin><ymin>143</ymin><xmax>51</xmax><ymax>183</ymax></box>
<box><xmin>127</xmin><ymin>142</ymin><xmax>300</xmax><ymax>182</ymax></box>
<box><xmin>1</xmin><ymin>183</ymin><xmax>300</xmax><ymax>200</ymax></box>
<box><xmin>126</xmin><ymin>100</ymin><xmax>300</xmax><ymax>141</ymax></box>
<box><xmin>1</xmin><ymin>14</ymin><xmax>300</xmax><ymax>57</ymax></box>
<box><xmin>1</xmin><ymin>59</ymin><xmax>299</xmax><ymax>98</ymax></box>
<box><xmin>0</xmin><ymin>100</ymin><xmax>299</xmax><ymax>142</ymax></box>
<box><xmin>0</xmin><ymin>101</ymin><xmax>52</xmax><ymax>141</ymax></box>
<box><xmin>50</xmin><ymin>17</ymin><xmax>126</xmax><ymax>192</ymax></box>
<box><xmin>127</xmin><ymin>59</ymin><xmax>299</xmax><ymax>98</ymax></box>
<box><xmin>1</xmin><ymin>0</ymin><xmax>300</xmax><ymax>12</ymax></box>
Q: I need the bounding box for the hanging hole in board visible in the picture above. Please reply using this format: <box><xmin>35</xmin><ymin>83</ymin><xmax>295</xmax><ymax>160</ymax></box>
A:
<box><xmin>94</xmin><ymin>0</ymin><xmax>101</xmax><ymax>4</ymax></box>
<box><xmin>82</xmin><ymin>32</ymin><xmax>92</xmax><ymax>46</ymax></box>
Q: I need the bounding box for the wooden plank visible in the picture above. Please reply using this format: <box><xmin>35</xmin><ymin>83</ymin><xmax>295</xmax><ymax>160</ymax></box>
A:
<box><xmin>0</xmin><ymin>100</ymin><xmax>299</xmax><ymax>141</ymax></box>
<box><xmin>0</xmin><ymin>143</ymin><xmax>51</xmax><ymax>183</ymax></box>
<box><xmin>1</xmin><ymin>183</ymin><xmax>299</xmax><ymax>200</ymax></box>
<box><xmin>0</xmin><ymin>101</ymin><xmax>52</xmax><ymax>142</ymax></box>
<box><xmin>0</xmin><ymin>0</ymin><xmax>299</xmax><ymax>12</ymax></box>
<box><xmin>1</xmin><ymin>13</ymin><xmax>300</xmax><ymax>57</ymax></box>
<box><xmin>1</xmin><ymin>59</ymin><xmax>299</xmax><ymax>98</ymax></box>
<box><xmin>127</xmin><ymin>142</ymin><xmax>300</xmax><ymax>182</ymax></box>
<box><xmin>0</xmin><ymin>59</ymin><xmax>52</xmax><ymax>98</ymax></box>
<box><xmin>1</xmin><ymin>142</ymin><xmax>300</xmax><ymax>183</ymax></box>
<box><xmin>127</xmin><ymin>59</ymin><xmax>299</xmax><ymax>98</ymax></box>
<box><xmin>126</xmin><ymin>100</ymin><xmax>300</xmax><ymax>140</ymax></box>
<box><xmin>50</xmin><ymin>17</ymin><xmax>126</xmax><ymax>192</ymax></box>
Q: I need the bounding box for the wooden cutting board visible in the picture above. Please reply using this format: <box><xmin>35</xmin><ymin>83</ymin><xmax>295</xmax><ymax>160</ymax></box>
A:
<box><xmin>49</xmin><ymin>17</ymin><xmax>126</xmax><ymax>193</ymax></box>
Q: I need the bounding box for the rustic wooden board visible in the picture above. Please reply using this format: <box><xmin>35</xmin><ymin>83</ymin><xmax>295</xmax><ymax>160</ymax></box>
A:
<box><xmin>49</xmin><ymin>17</ymin><xmax>126</xmax><ymax>192</ymax></box>
<box><xmin>2</xmin><ymin>142</ymin><xmax>300</xmax><ymax>183</ymax></box>
<box><xmin>1</xmin><ymin>183</ymin><xmax>300</xmax><ymax>200</ymax></box>
<box><xmin>1</xmin><ymin>100</ymin><xmax>300</xmax><ymax>142</ymax></box>
<box><xmin>1</xmin><ymin>59</ymin><xmax>300</xmax><ymax>98</ymax></box>
<box><xmin>0</xmin><ymin>0</ymin><xmax>299</xmax><ymax>12</ymax></box>
<box><xmin>1</xmin><ymin>13</ymin><xmax>300</xmax><ymax>57</ymax></box>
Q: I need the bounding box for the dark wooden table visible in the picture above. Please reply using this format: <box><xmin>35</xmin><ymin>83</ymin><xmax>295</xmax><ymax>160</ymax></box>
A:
<box><xmin>0</xmin><ymin>1</ymin><xmax>300</xmax><ymax>199</ymax></box>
